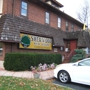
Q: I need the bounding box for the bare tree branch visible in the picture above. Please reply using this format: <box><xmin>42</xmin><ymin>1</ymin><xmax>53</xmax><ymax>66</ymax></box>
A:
<box><xmin>77</xmin><ymin>0</ymin><xmax>90</xmax><ymax>28</ymax></box>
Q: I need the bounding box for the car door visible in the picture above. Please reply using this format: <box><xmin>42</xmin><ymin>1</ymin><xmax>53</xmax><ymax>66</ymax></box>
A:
<box><xmin>72</xmin><ymin>59</ymin><xmax>90</xmax><ymax>85</ymax></box>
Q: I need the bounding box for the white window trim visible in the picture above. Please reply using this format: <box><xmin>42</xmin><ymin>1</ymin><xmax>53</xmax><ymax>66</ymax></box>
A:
<box><xmin>58</xmin><ymin>17</ymin><xmax>61</xmax><ymax>28</ymax></box>
<box><xmin>45</xmin><ymin>12</ymin><xmax>50</xmax><ymax>24</ymax></box>
<box><xmin>21</xmin><ymin>1</ymin><xmax>28</xmax><ymax>16</ymax></box>
<box><xmin>66</xmin><ymin>21</ymin><xmax>69</xmax><ymax>30</ymax></box>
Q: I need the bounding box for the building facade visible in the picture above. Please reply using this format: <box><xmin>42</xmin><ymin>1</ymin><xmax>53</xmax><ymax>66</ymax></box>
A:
<box><xmin>0</xmin><ymin>0</ymin><xmax>90</xmax><ymax>61</ymax></box>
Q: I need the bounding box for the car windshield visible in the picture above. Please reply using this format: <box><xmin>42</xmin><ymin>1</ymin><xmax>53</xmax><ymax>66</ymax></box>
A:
<box><xmin>78</xmin><ymin>59</ymin><xmax>90</xmax><ymax>66</ymax></box>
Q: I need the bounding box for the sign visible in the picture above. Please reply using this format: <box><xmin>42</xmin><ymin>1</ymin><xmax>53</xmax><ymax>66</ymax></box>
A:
<box><xmin>19</xmin><ymin>33</ymin><xmax>52</xmax><ymax>50</ymax></box>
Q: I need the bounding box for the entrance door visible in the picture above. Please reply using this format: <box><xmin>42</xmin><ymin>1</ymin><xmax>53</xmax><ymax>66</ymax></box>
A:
<box><xmin>70</xmin><ymin>41</ymin><xmax>77</xmax><ymax>51</ymax></box>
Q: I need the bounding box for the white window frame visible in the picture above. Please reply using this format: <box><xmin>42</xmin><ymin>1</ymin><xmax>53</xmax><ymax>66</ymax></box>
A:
<box><xmin>58</xmin><ymin>17</ymin><xmax>61</xmax><ymax>28</ymax></box>
<box><xmin>66</xmin><ymin>21</ymin><xmax>69</xmax><ymax>31</ymax></box>
<box><xmin>21</xmin><ymin>1</ymin><xmax>27</xmax><ymax>16</ymax></box>
<box><xmin>45</xmin><ymin>12</ymin><xmax>50</xmax><ymax>24</ymax></box>
<box><xmin>71</xmin><ymin>24</ymin><xmax>74</xmax><ymax>31</ymax></box>
<box><xmin>87</xmin><ymin>47</ymin><xmax>90</xmax><ymax>54</ymax></box>
<box><xmin>54</xmin><ymin>48</ymin><xmax>58</xmax><ymax>52</ymax></box>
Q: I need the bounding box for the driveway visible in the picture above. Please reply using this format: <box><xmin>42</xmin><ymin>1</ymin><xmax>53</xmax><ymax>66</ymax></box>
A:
<box><xmin>53</xmin><ymin>80</ymin><xmax>90</xmax><ymax>90</ymax></box>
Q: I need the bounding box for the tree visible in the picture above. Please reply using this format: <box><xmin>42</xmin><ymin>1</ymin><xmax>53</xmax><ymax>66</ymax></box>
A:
<box><xmin>77</xmin><ymin>0</ymin><xmax>90</xmax><ymax>28</ymax></box>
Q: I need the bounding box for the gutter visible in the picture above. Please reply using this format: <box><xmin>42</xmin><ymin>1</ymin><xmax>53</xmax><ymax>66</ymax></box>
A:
<box><xmin>38</xmin><ymin>0</ymin><xmax>83</xmax><ymax>27</ymax></box>
<box><xmin>10</xmin><ymin>0</ymin><xmax>15</xmax><ymax>52</ymax></box>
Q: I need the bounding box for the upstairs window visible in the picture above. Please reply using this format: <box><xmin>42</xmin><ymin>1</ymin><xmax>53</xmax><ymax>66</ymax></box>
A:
<box><xmin>45</xmin><ymin>12</ymin><xmax>50</xmax><ymax>24</ymax></box>
<box><xmin>58</xmin><ymin>17</ymin><xmax>61</xmax><ymax>28</ymax></box>
<box><xmin>78</xmin><ymin>27</ymin><xmax>81</xmax><ymax>30</ymax></box>
<box><xmin>66</xmin><ymin>21</ymin><xmax>69</xmax><ymax>31</ymax></box>
<box><xmin>21</xmin><ymin>1</ymin><xmax>27</xmax><ymax>16</ymax></box>
<box><xmin>71</xmin><ymin>24</ymin><xmax>74</xmax><ymax>31</ymax></box>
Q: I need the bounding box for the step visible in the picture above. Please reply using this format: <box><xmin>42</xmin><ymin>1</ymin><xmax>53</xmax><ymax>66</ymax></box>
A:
<box><xmin>62</xmin><ymin>59</ymin><xmax>70</xmax><ymax>63</ymax></box>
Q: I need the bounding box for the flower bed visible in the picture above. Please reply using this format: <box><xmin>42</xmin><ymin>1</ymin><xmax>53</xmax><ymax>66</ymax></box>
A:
<box><xmin>30</xmin><ymin>63</ymin><xmax>56</xmax><ymax>78</ymax></box>
<box><xmin>30</xmin><ymin>63</ymin><xmax>56</xmax><ymax>73</ymax></box>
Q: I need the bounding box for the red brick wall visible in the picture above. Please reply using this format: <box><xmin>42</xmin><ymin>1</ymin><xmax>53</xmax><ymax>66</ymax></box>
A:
<box><xmin>5</xmin><ymin>43</ymin><xmax>56</xmax><ymax>54</ymax></box>
<box><xmin>74</xmin><ymin>25</ymin><xmax>79</xmax><ymax>30</ymax></box>
<box><xmin>0</xmin><ymin>42</ymin><xmax>65</xmax><ymax>60</ymax></box>
<box><xmin>2</xmin><ymin>0</ymin><xmax>81</xmax><ymax>30</ymax></box>
<box><xmin>3</xmin><ymin>0</ymin><xmax>20</xmax><ymax>16</ymax></box>
<box><xmin>2</xmin><ymin>0</ymin><xmax>8</xmax><ymax>14</ymax></box>
<box><xmin>14</xmin><ymin>0</ymin><xmax>21</xmax><ymax>16</ymax></box>
<box><xmin>61</xmin><ymin>18</ymin><xmax>66</xmax><ymax>31</ymax></box>
<box><xmin>50</xmin><ymin>12</ymin><xmax>57</xmax><ymax>28</ymax></box>
<box><xmin>0</xmin><ymin>42</ymin><xmax>64</xmax><ymax>60</ymax></box>
<box><xmin>29</xmin><ymin>2</ymin><xmax>45</xmax><ymax>24</ymax></box>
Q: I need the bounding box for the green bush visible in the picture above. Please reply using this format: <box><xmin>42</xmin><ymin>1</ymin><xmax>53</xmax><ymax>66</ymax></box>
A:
<box><xmin>71</xmin><ymin>49</ymin><xmax>86</xmax><ymax>62</ymax></box>
<box><xmin>4</xmin><ymin>53</ymin><xmax>62</xmax><ymax>71</ymax></box>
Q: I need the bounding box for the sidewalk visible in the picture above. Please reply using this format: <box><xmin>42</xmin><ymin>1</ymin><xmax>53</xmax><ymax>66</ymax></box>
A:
<box><xmin>0</xmin><ymin>61</ymin><xmax>4</xmax><ymax>69</ymax></box>
<box><xmin>0</xmin><ymin>61</ymin><xmax>54</xmax><ymax>80</ymax></box>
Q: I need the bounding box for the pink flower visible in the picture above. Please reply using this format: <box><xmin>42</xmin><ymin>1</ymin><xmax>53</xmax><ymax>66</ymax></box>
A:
<box><xmin>50</xmin><ymin>63</ymin><xmax>55</xmax><ymax>69</ymax></box>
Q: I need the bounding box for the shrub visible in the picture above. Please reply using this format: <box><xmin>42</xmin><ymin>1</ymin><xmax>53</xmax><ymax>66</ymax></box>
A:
<box><xmin>4</xmin><ymin>52</ymin><xmax>62</xmax><ymax>71</ymax></box>
<box><xmin>71</xmin><ymin>49</ymin><xmax>86</xmax><ymax>62</ymax></box>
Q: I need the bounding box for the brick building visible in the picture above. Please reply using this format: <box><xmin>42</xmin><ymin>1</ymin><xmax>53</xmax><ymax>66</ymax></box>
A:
<box><xmin>0</xmin><ymin>0</ymin><xmax>90</xmax><ymax>62</ymax></box>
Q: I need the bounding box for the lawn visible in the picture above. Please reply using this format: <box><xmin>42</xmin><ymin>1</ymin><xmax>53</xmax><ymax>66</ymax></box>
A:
<box><xmin>0</xmin><ymin>76</ymin><xmax>73</xmax><ymax>90</ymax></box>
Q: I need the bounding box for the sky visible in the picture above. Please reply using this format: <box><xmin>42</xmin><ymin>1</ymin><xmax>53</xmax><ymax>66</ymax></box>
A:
<box><xmin>57</xmin><ymin>0</ymin><xmax>90</xmax><ymax>20</ymax></box>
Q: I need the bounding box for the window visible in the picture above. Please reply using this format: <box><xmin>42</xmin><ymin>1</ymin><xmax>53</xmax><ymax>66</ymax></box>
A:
<box><xmin>65</xmin><ymin>41</ymin><xmax>70</xmax><ymax>52</ymax></box>
<box><xmin>78</xmin><ymin>27</ymin><xmax>81</xmax><ymax>30</ymax></box>
<box><xmin>71</xmin><ymin>24</ymin><xmax>74</xmax><ymax>31</ymax></box>
<box><xmin>54</xmin><ymin>48</ymin><xmax>58</xmax><ymax>52</ymax></box>
<box><xmin>58</xmin><ymin>17</ymin><xmax>61</xmax><ymax>28</ymax></box>
<box><xmin>21</xmin><ymin>1</ymin><xmax>27</xmax><ymax>16</ymax></box>
<box><xmin>45</xmin><ymin>12</ymin><xmax>50</xmax><ymax>24</ymax></box>
<box><xmin>78</xmin><ymin>60</ymin><xmax>90</xmax><ymax>66</ymax></box>
<box><xmin>60</xmin><ymin>46</ymin><xmax>64</xmax><ymax>51</ymax></box>
<box><xmin>88</xmin><ymin>47</ymin><xmax>90</xmax><ymax>53</ymax></box>
<box><xmin>66</xmin><ymin>21</ymin><xmax>69</xmax><ymax>31</ymax></box>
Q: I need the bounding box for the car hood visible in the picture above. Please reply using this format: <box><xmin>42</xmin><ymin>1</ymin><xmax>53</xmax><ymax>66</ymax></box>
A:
<box><xmin>56</xmin><ymin>63</ymin><xmax>74</xmax><ymax>68</ymax></box>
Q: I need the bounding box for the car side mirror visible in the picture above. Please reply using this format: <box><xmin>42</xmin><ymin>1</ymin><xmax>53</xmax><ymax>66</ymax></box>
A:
<box><xmin>73</xmin><ymin>63</ymin><xmax>78</xmax><ymax>66</ymax></box>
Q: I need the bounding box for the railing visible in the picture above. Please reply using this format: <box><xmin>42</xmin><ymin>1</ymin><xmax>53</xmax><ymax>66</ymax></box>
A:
<box><xmin>67</xmin><ymin>50</ymin><xmax>75</xmax><ymax>59</ymax></box>
<box><xmin>63</xmin><ymin>50</ymin><xmax>75</xmax><ymax>63</ymax></box>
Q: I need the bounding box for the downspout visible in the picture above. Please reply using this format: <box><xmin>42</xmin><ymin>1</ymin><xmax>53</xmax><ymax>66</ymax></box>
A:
<box><xmin>11</xmin><ymin>0</ymin><xmax>15</xmax><ymax>52</ymax></box>
<box><xmin>7</xmin><ymin>0</ymin><xmax>9</xmax><ymax>14</ymax></box>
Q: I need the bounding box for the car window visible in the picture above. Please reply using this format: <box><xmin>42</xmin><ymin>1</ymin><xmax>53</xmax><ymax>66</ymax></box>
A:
<box><xmin>78</xmin><ymin>59</ymin><xmax>90</xmax><ymax>66</ymax></box>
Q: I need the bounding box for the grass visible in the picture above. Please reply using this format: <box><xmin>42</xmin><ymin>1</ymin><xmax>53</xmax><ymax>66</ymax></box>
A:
<box><xmin>0</xmin><ymin>76</ymin><xmax>73</xmax><ymax>90</ymax></box>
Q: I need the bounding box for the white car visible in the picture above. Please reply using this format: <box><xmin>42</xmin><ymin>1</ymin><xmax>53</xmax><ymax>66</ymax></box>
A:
<box><xmin>54</xmin><ymin>58</ymin><xmax>90</xmax><ymax>85</ymax></box>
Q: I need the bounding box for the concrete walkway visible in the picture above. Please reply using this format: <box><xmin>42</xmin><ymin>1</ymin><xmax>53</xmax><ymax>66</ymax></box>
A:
<box><xmin>0</xmin><ymin>61</ymin><xmax>54</xmax><ymax>80</ymax></box>
<box><xmin>0</xmin><ymin>61</ymin><xmax>4</xmax><ymax>69</ymax></box>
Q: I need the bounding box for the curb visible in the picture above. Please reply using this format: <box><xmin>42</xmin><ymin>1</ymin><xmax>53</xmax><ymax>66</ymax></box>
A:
<box><xmin>45</xmin><ymin>76</ymin><xmax>55</xmax><ymax>80</ymax></box>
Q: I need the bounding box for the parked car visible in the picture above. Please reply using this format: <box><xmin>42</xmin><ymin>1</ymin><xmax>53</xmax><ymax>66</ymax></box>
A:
<box><xmin>54</xmin><ymin>58</ymin><xmax>90</xmax><ymax>85</ymax></box>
